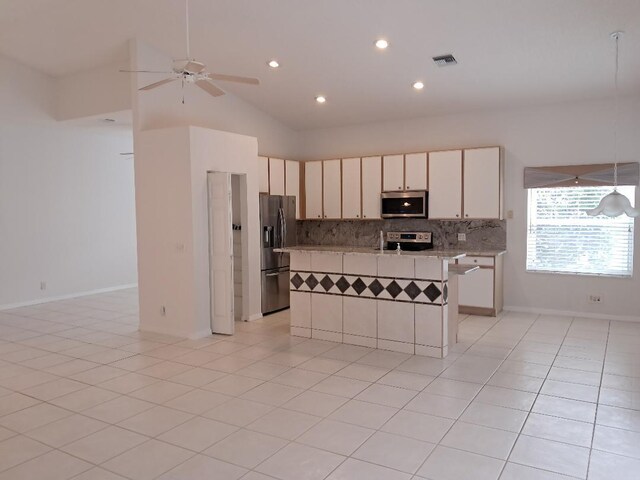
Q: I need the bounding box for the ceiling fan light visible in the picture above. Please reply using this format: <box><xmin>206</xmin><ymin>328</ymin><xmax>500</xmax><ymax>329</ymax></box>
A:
<box><xmin>375</xmin><ymin>39</ymin><xmax>389</xmax><ymax>50</ymax></box>
<box><xmin>268</xmin><ymin>60</ymin><xmax>279</xmax><ymax>68</ymax></box>
<box><xmin>315</xmin><ymin>95</ymin><xmax>326</xmax><ymax>104</ymax></box>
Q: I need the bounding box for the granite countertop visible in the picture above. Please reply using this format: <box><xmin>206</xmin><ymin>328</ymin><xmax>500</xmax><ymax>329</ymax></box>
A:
<box><xmin>276</xmin><ymin>245</ymin><xmax>506</xmax><ymax>260</ymax></box>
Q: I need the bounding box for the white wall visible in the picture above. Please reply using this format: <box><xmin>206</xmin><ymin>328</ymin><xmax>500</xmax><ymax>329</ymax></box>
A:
<box><xmin>56</xmin><ymin>61</ymin><xmax>131</xmax><ymax>121</ymax></box>
<box><xmin>296</xmin><ymin>97</ymin><xmax>640</xmax><ymax>320</ymax></box>
<box><xmin>134</xmin><ymin>126</ymin><xmax>259</xmax><ymax>338</ymax></box>
<box><xmin>0</xmin><ymin>54</ymin><xmax>138</xmax><ymax>308</ymax></box>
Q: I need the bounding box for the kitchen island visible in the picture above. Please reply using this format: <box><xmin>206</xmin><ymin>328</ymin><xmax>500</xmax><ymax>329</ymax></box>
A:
<box><xmin>276</xmin><ymin>245</ymin><xmax>485</xmax><ymax>358</ymax></box>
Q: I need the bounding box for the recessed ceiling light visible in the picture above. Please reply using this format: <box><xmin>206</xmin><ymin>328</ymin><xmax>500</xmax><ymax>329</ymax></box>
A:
<box><xmin>413</xmin><ymin>81</ymin><xmax>424</xmax><ymax>90</ymax></box>
<box><xmin>267</xmin><ymin>60</ymin><xmax>279</xmax><ymax>68</ymax></box>
<box><xmin>315</xmin><ymin>95</ymin><xmax>326</xmax><ymax>104</ymax></box>
<box><xmin>375</xmin><ymin>39</ymin><xmax>389</xmax><ymax>50</ymax></box>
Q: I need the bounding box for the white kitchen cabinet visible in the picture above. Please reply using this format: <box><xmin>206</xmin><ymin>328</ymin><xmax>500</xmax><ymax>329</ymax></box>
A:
<box><xmin>456</xmin><ymin>255</ymin><xmax>504</xmax><ymax>316</ymax></box>
<box><xmin>258</xmin><ymin>156</ymin><xmax>269</xmax><ymax>193</ymax></box>
<box><xmin>463</xmin><ymin>147</ymin><xmax>502</xmax><ymax>219</ymax></box>
<box><xmin>268</xmin><ymin>158</ymin><xmax>285</xmax><ymax>195</ymax></box>
<box><xmin>404</xmin><ymin>152</ymin><xmax>428</xmax><ymax>191</ymax></box>
<box><xmin>323</xmin><ymin>159</ymin><xmax>342</xmax><ymax>219</ymax></box>
<box><xmin>428</xmin><ymin>150</ymin><xmax>462</xmax><ymax>219</ymax></box>
<box><xmin>305</xmin><ymin>161</ymin><xmax>323</xmax><ymax>219</ymax></box>
<box><xmin>285</xmin><ymin>160</ymin><xmax>300</xmax><ymax>218</ymax></box>
<box><xmin>383</xmin><ymin>154</ymin><xmax>404</xmax><ymax>191</ymax></box>
<box><xmin>361</xmin><ymin>156</ymin><xmax>382</xmax><ymax>219</ymax></box>
<box><xmin>341</xmin><ymin>157</ymin><xmax>361</xmax><ymax>219</ymax></box>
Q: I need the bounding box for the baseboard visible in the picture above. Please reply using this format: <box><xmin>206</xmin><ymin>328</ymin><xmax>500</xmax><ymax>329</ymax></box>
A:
<box><xmin>0</xmin><ymin>283</ymin><xmax>138</xmax><ymax>311</ymax></box>
<box><xmin>246</xmin><ymin>313</ymin><xmax>263</xmax><ymax>322</ymax></box>
<box><xmin>504</xmin><ymin>305</ymin><xmax>640</xmax><ymax>323</ymax></box>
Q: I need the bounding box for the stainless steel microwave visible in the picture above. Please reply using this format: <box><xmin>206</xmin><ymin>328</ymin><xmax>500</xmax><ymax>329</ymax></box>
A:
<box><xmin>381</xmin><ymin>191</ymin><xmax>428</xmax><ymax>218</ymax></box>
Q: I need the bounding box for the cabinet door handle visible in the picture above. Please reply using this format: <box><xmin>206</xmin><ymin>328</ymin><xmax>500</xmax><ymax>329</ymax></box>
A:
<box><xmin>317</xmin><ymin>214</ymin><xmax>321</xmax><ymax>218</ymax></box>
<box><xmin>356</xmin><ymin>214</ymin><xmax>359</xmax><ymax>218</ymax></box>
<box><xmin>465</xmin><ymin>214</ymin><xmax>469</xmax><ymax>217</ymax></box>
<box><xmin>363</xmin><ymin>215</ymin><xmax>367</xmax><ymax>218</ymax></box>
<box><xmin>455</xmin><ymin>214</ymin><xmax>460</xmax><ymax>218</ymax></box>
<box><xmin>397</xmin><ymin>186</ymin><xmax>402</xmax><ymax>189</ymax></box>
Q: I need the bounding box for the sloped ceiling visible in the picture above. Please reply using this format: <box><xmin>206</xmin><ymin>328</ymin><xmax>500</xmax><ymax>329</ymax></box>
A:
<box><xmin>1</xmin><ymin>0</ymin><xmax>639</xmax><ymax>130</ymax></box>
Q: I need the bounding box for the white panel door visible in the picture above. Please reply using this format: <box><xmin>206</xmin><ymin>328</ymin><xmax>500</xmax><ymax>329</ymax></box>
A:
<box><xmin>458</xmin><ymin>268</ymin><xmax>494</xmax><ymax>309</ymax></box>
<box><xmin>342</xmin><ymin>157</ymin><xmax>361</xmax><ymax>219</ymax></box>
<box><xmin>361</xmin><ymin>156</ymin><xmax>382</xmax><ymax>219</ymax></box>
<box><xmin>428</xmin><ymin>150</ymin><xmax>462</xmax><ymax>219</ymax></box>
<box><xmin>323</xmin><ymin>159</ymin><xmax>342</xmax><ymax>219</ymax></box>
<box><xmin>258</xmin><ymin>156</ymin><xmax>269</xmax><ymax>193</ymax></box>
<box><xmin>285</xmin><ymin>160</ymin><xmax>300</xmax><ymax>218</ymax></box>
<box><xmin>404</xmin><ymin>152</ymin><xmax>427</xmax><ymax>191</ymax></box>
<box><xmin>383</xmin><ymin>154</ymin><xmax>404</xmax><ymax>191</ymax></box>
<box><xmin>463</xmin><ymin>147</ymin><xmax>501</xmax><ymax>219</ymax></box>
<box><xmin>305</xmin><ymin>161</ymin><xmax>323</xmax><ymax>219</ymax></box>
<box><xmin>207</xmin><ymin>172</ymin><xmax>234</xmax><ymax>335</ymax></box>
<box><xmin>269</xmin><ymin>158</ymin><xmax>285</xmax><ymax>195</ymax></box>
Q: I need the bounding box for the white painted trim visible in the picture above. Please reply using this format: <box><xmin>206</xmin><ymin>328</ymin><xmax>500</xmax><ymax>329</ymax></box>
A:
<box><xmin>0</xmin><ymin>284</ymin><xmax>138</xmax><ymax>311</ymax></box>
<box><xmin>504</xmin><ymin>305</ymin><xmax>640</xmax><ymax>323</ymax></box>
<box><xmin>246</xmin><ymin>313</ymin><xmax>263</xmax><ymax>322</ymax></box>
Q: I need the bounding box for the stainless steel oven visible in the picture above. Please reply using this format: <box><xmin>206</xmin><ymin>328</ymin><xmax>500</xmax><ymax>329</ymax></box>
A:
<box><xmin>381</xmin><ymin>191</ymin><xmax>428</xmax><ymax>218</ymax></box>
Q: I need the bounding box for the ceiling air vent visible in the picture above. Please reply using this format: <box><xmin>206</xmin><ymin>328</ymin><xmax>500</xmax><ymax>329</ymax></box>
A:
<box><xmin>432</xmin><ymin>54</ymin><xmax>457</xmax><ymax>66</ymax></box>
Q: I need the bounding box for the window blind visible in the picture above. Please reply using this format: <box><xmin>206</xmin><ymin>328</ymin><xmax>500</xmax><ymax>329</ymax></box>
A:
<box><xmin>526</xmin><ymin>186</ymin><xmax>635</xmax><ymax>277</ymax></box>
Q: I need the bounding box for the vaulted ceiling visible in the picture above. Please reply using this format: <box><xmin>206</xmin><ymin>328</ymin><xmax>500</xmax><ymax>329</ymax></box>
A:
<box><xmin>1</xmin><ymin>0</ymin><xmax>639</xmax><ymax>130</ymax></box>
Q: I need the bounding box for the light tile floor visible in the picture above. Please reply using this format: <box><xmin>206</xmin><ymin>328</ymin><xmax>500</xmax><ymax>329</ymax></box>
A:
<box><xmin>0</xmin><ymin>289</ymin><xmax>639</xmax><ymax>479</ymax></box>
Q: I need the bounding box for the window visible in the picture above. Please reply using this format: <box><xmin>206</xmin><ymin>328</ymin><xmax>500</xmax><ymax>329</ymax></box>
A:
<box><xmin>527</xmin><ymin>186</ymin><xmax>635</xmax><ymax>277</ymax></box>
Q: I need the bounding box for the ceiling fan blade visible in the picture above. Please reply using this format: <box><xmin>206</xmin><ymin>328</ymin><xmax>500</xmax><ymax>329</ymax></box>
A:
<box><xmin>196</xmin><ymin>79</ymin><xmax>225</xmax><ymax>97</ymax></box>
<box><xmin>139</xmin><ymin>78</ymin><xmax>178</xmax><ymax>91</ymax></box>
<box><xmin>183</xmin><ymin>60</ymin><xmax>206</xmax><ymax>73</ymax></box>
<box><xmin>207</xmin><ymin>73</ymin><xmax>260</xmax><ymax>85</ymax></box>
<box><xmin>120</xmin><ymin>69</ymin><xmax>174</xmax><ymax>74</ymax></box>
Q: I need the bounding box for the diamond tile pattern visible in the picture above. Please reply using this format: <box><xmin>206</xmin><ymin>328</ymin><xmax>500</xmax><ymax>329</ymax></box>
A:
<box><xmin>290</xmin><ymin>273</ymin><xmax>304</xmax><ymax>290</ymax></box>
<box><xmin>367</xmin><ymin>279</ymin><xmax>384</xmax><ymax>297</ymax></box>
<box><xmin>320</xmin><ymin>275</ymin><xmax>334</xmax><ymax>291</ymax></box>
<box><xmin>290</xmin><ymin>271</ymin><xmax>446</xmax><ymax>305</ymax></box>
<box><xmin>424</xmin><ymin>283</ymin><xmax>442</xmax><ymax>302</ymax></box>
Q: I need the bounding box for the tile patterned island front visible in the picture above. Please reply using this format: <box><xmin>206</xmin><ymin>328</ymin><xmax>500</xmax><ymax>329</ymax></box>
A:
<box><xmin>277</xmin><ymin>247</ymin><xmax>465</xmax><ymax>358</ymax></box>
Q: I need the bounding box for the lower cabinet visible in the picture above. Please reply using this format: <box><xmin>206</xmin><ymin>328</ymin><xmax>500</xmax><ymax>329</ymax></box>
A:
<box><xmin>311</xmin><ymin>293</ymin><xmax>342</xmax><ymax>342</ymax></box>
<box><xmin>457</xmin><ymin>255</ymin><xmax>504</xmax><ymax>316</ymax></box>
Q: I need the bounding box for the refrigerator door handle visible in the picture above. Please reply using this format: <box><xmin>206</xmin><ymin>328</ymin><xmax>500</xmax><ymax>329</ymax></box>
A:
<box><xmin>265</xmin><ymin>272</ymin><xmax>281</xmax><ymax>277</ymax></box>
<box><xmin>278</xmin><ymin>207</ymin><xmax>285</xmax><ymax>248</ymax></box>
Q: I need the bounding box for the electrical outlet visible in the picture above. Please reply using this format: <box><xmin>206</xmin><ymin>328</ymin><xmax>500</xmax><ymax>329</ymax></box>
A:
<box><xmin>40</xmin><ymin>281</ymin><xmax>47</xmax><ymax>290</ymax></box>
<box><xmin>457</xmin><ymin>233</ymin><xmax>466</xmax><ymax>242</ymax></box>
<box><xmin>588</xmin><ymin>294</ymin><xmax>602</xmax><ymax>304</ymax></box>
<box><xmin>160</xmin><ymin>306</ymin><xmax>166</xmax><ymax>316</ymax></box>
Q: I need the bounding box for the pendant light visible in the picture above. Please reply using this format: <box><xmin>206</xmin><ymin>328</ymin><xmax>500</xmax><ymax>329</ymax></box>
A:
<box><xmin>585</xmin><ymin>32</ymin><xmax>640</xmax><ymax>218</ymax></box>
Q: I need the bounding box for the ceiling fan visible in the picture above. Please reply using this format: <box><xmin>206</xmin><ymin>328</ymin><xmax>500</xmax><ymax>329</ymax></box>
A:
<box><xmin>120</xmin><ymin>0</ymin><xmax>259</xmax><ymax>102</ymax></box>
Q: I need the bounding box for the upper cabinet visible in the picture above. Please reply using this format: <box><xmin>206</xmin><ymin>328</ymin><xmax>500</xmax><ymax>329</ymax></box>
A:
<box><xmin>299</xmin><ymin>146</ymin><xmax>502</xmax><ymax>221</ymax></box>
<box><xmin>268</xmin><ymin>158</ymin><xmax>285</xmax><ymax>195</ymax></box>
<box><xmin>428</xmin><ymin>150</ymin><xmax>463</xmax><ymax>219</ymax></box>
<box><xmin>404</xmin><ymin>153</ymin><xmax>428</xmax><ymax>191</ymax></box>
<box><xmin>285</xmin><ymin>160</ymin><xmax>300</xmax><ymax>218</ymax></box>
<box><xmin>323</xmin><ymin>159</ymin><xmax>342</xmax><ymax>219</ymax></box>
<box><xmin>305</xmin><ymin>161</ymin><xmax>323</xmax><ymax>219</ymax></box>
<box><xmin>361</xmin><ymin>156</ymin><xmax>382</xmax><ymax>219</ymax></box>
<box><xmin>463</xmin><ymin>147</ymin><xmax>503</xmax><ymax>219</ymax></box>
<box><xmin>342</xmin><ymin>158</ymin><xmax>361</xmax><ymax>219</ymax></box>
<box><xmin>382</xmin><ymin>155</ymin><xmax>404</xmax><ymax>191</ymax></box>
<box><xmin>258</xmin><ymin>156</ymin><xmax>269</xmax><ymax>193</ymax></box>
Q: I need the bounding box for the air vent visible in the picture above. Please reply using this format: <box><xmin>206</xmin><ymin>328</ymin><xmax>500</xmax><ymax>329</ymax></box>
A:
<box><xmin>432</xmin><ymin>54</ymin><xmax>457</xmax><ymax>66</ymax></box>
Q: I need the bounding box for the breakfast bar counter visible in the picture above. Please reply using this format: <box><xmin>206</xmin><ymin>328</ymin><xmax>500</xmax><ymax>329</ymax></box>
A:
<box><xmin>276</xmin><ymin>245</ymin><xmax>479</xmax><ymax>358</ymax></box>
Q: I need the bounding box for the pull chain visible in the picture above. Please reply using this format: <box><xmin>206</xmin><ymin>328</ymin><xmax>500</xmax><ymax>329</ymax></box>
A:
<box><xmin>613</xmin><ymin>32</ymin><xmax>620</xmax><ymax>189</ymax></box>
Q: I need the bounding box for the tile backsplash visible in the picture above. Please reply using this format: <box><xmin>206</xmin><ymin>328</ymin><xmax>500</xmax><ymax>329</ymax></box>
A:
<box><xmin>296</xmin><ymin>219</ymin><xmax>506</xmax><ymax>250</ymax></box>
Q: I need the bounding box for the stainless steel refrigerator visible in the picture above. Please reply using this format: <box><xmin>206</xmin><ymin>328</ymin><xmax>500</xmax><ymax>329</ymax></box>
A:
<box><xmin>260</xmin><ymin>195</ymin><xmax>296</xmax><ymax>314</ymax></box>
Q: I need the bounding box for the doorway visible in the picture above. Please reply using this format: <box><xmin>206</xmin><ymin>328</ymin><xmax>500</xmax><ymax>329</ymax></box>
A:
<box><xmin>207</xmin><ymin>171</ymin><xmax>247</xmax><ymax>335</ymax></box>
